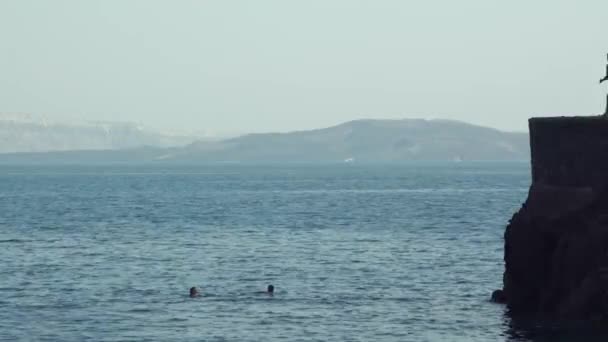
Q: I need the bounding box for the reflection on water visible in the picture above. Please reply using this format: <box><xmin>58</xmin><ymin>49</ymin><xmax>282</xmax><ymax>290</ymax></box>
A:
<box><xmin>503</xmin><ymin>312</ymin><xmax>608</xmax><ymax>342</ymax></box>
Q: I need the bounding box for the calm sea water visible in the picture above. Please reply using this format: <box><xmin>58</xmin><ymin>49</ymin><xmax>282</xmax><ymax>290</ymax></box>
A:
<box><xmin>0</xmin><ymin>162</ymin><xmax>540</xmax><ymax>341</ymax></box>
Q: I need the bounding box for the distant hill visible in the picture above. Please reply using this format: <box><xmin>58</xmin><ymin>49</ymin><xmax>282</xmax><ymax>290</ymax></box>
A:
<box><xmin>0</xmin><ymin>119</ymin><xmax>530</xmax><ymax>163</ymax></box>
<box><xmin>169</xmin><ymin>119</ymin><xmax>529</xmax><ymax>162</ymax></box>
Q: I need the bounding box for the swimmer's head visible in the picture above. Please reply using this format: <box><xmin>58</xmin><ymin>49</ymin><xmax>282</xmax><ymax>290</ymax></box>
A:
<box><xmin>189</xmin><ymin>287</ymin><xmax>199</xmax><ymax>297</ymax></box>
<box><xmin>267</xmin><ymin>285</ymin><xmax>274</xmax><ymax>293</ymax></box>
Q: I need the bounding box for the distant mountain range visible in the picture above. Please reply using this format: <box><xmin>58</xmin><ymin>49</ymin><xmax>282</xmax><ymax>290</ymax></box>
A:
<box><xmin>0</xmin><ymin>119</ymin><xmax>530</xmax><ymax>163</ymax></box>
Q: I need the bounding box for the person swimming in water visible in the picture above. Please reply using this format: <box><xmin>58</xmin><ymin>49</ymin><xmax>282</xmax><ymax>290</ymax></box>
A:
<box><xmin>189</xmin><ymin>287</ymin><xmax>200</xmax><ymax>298</ymax></box>
<box><xmin>267</xmin><ymin>284</ymin><xmax>274</xmax><ymax>295</ymax></box>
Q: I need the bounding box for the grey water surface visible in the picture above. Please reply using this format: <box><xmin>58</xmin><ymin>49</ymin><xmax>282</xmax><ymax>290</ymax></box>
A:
<box><xmin>0</xmin><ymin>162</ymin><xmax>535</xmax><ymax>341</ymax></box>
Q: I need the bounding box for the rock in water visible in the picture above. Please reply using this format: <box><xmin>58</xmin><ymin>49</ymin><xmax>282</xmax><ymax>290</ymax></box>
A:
<box><xmin>491</xmin><ymin>289</ymin><xmax>507</xmax><ymax>303</ymax></box>
<box><xmin>501</xmin><ymin>116</ymin><xmax>608</xmax><ymax>318</ymax></box>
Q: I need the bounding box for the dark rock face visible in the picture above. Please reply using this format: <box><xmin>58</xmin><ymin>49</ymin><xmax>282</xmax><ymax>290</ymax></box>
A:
<box><xmin>502</xmin><ymin>116</ymin><xmax>608</xmax><ymax>318</ymax></box>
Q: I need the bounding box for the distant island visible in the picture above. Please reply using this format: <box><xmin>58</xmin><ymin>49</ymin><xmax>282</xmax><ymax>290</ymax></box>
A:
<box><xmin>0</xmin><ymin>118</ymin><xmax>529</xmax><ymax>163</ymax></box>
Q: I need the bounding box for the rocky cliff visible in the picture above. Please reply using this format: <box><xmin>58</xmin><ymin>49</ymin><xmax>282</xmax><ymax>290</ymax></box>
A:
<box><xmin>501</xmin><ymin>116</ymin><xmax>608</xmax><ymax>319</ymax></box>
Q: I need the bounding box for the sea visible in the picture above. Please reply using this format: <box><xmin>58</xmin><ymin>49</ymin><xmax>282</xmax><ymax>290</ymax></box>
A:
<box><xmin>0</xmin><ymin>161</ymin><xmax>589</xmax><ymax>341</ymax></box>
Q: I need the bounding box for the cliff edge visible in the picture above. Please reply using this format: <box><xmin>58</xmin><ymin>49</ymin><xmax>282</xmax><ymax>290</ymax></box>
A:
<box><xmin>501</xmin><ymin>116</ymin><xmax>608</xmax><ymax>318</ymax></box>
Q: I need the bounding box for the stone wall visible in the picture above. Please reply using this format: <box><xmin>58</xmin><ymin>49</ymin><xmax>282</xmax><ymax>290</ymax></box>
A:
<box><xmin>530</xmin><ymin>116</ymin><xmax>608</xmax><ymax>188</ymax></box>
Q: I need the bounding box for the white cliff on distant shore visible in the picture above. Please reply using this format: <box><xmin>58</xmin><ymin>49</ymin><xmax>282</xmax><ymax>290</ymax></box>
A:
<box><xmin>0</xmin><ymin>113</ymin><xmax>203</xmax><ymax>153</ymax></box>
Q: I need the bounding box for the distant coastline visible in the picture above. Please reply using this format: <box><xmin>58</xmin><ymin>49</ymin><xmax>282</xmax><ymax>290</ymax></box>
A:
<box><xmin>0</xmin><ymin>118</ymin><xmax>529</xmax><ymax>163</ymax></box>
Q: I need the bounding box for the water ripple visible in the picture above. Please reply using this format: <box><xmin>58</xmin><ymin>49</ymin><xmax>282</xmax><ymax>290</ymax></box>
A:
<box><xmin>0</xmin><ymin>163</ymin><xmax>545</xmax><ymax>341</ymax></box>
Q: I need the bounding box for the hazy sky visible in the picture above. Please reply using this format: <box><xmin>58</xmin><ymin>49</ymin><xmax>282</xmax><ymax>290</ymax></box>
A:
<box><xmin>1</xmin><ymin>0</ymin><xmax>606</xmax><ymax>135</ymax></box>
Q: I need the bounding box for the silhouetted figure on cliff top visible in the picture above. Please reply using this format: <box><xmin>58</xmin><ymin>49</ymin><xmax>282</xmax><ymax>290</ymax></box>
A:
<box><xmin>601</xmin><ymin>54</ymin><xmax>608</xmax><ymax>84</ymax></box>
<box><xmin>601</xmin><ymin>54</ymin><xmax>608</xmax><ymax>115</ymax></box>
